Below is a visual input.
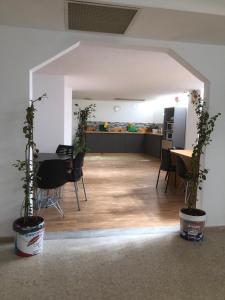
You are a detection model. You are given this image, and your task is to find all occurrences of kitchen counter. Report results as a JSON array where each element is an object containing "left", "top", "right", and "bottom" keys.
[
  {"left": 85, "top": 131, "right": 163, "bottom": 157},
  {"left": 170, "top": 149, "right": 193, "bottom": 158},
  {"left": 85, "top": 131, "right": 163, "bottom": 136}
]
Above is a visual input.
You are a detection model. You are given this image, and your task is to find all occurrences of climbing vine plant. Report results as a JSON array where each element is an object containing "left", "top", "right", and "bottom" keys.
[
  {"left": 187, "top": 90, "right": 221, "bottom": 208},
  {"left": 13, "top": 94, "right": 46, "bottom": 224},
  {"left": 73, "top": 103, "right": 96, "bottom": 154}
]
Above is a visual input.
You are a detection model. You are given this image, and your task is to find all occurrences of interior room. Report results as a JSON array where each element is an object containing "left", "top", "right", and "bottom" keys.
[
  {"left": 32, "top": 42, "right": 203, "bottom": 232},
  {"left": 1, "top": 1, "right": 225, "bottom": 299}
]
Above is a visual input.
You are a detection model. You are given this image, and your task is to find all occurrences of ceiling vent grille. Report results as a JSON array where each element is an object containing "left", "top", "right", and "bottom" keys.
[{"left": 67, "top": 1, "right": 138, "bottom": 34}]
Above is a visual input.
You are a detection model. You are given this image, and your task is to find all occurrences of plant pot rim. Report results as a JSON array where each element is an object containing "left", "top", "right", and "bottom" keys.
[
  {"left": 179, "top": 208, "right": 206, "bottom": 222},
  {"left": 180, "top": 207, "right": 206, "bottom": 216},
  {"left": 13, "top": 216, "right": 44, "bottom": 233}
]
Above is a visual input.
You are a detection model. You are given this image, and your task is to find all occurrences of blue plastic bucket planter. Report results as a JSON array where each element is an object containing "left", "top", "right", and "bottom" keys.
[
  {"left": 179, "top": 208, "right": 206, "bottom": 241},
  {"left": 13, "top": 216, "right": 45, "bottom": 257}
]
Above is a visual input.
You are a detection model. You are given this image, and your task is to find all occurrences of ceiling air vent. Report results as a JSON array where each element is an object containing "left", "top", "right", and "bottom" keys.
[{"left": 67, "top": 1, "right": 138, "bottom": 34}]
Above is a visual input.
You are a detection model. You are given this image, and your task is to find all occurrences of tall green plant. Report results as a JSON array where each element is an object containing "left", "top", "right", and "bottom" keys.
[
  {"left": 13, "top": 94, "right": 46, "bottom": 224},
  {"left": 73, "top": 103, "right": 96, "bottom": 154},
  {"left": 187, "top": 90, "right": 221, "bottom": 208}
]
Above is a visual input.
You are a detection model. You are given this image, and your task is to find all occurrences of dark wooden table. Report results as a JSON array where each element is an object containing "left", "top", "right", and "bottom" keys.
[{"left": 35, "top": 153, "right": 71, "bottom": 162}]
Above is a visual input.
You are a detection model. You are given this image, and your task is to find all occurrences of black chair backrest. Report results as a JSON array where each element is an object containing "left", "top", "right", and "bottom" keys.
[
  {"left": 37, "top": 159, "right": 67, "bottom": 189},
  {"left": 171, "top": 147, "right": 184, "bottom": 150},
  {"left": 160, "top": 149, "right": 172, "bottom": 171},
  {"left": 56, "top": 145, "right": 74, "bottom": 158},
  {"left": 176, "top": 156, "right": 188, "bottom": 179},
  {"left": 73, "top": 152, "right": 85, "bottom": 169},
  {"left": 66, "top": 153, "right": 85, "bottom": 182}
]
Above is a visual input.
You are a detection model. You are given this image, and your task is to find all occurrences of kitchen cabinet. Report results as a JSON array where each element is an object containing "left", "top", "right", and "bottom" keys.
[
  {"left": 163, "top": 107, "right": 187, "bottom": 149},
  {"left": 144, "top": 134, "right": 162, "bottom": 158},
  {"left": 85, "top": 133, "right": 124, "bottom": 153},
  {"left": 124, "top": 134, "right": 145, "bottom": 153},
  {"left": 85, "top": 132, "right": 163, "bottom": 158}
]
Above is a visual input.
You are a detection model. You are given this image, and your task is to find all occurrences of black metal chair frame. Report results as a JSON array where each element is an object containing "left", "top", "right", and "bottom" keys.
[
  {"left": 35, "top": 159, "right": 67, "bottom": 217},
  {"left": 175, "top": 155, "right": 191, "bottom": 203},
  {"left": 66, "top": 152, "right": 87, "bottom": 211},
  {"left": 156, "top": 149, "right": 176, "bottom": 192}
]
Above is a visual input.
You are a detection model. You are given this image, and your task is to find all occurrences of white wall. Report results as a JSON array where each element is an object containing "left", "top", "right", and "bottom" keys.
[
  {"left": 0, "top": 25, "right": 225, "bottom": 236},
  {"left": 146, "top": 93, "right": 189, "bottom": 123},
  {"left": 33, "top": 74, "right": 73, "bottom": 151},
  {"left": 33, "top": 73, "right": 65, "bottom": 152},
  {"left": 64, "top": 85, "right": 72, "bottom": 145},
  {"left": 185, "top": 89, "right": 206, "bottom": 149},
  {"left": 185, "top": 96, "right": 198, "bottom": 149}
]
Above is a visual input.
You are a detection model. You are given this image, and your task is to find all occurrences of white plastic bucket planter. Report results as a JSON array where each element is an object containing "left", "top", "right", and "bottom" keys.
[
  {"left": 13, "top": 216, "right": 45, "bottom": 257},
  {"left": 152, "top": 129, "right": 158, "bottom": 134},
  {"left": 179, "top": 208, "right": 206, "bottom": 241}
]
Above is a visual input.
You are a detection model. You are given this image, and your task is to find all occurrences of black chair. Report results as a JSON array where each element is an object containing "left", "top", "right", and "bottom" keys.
[
  {"left": 56, "top": 144, "right": 74, "bottom": 173},
  {"left": 35, "top": 159, "right": 67, "bottom": 216},
  {"left": 66, "top": 152, "right": 87, "bottom": 211},
  {"left": 56, "top": 144, "right": 74, "bottom": 159},
  {"left": 156, "top": 149, "right": 176, "bottom": 192},
  {"left": 176, "top": 155, "right": 191, "bottom": 203}
]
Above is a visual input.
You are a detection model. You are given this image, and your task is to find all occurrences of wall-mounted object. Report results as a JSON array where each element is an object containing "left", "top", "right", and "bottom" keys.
[{"left": 113, "top": 105, "right": 121, "bottom": 112}]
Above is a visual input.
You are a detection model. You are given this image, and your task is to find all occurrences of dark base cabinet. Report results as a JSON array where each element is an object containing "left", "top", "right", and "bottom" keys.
[
  {"left": 124, "top": 134, "right": 145, "bottom": 153},
  {"left": 86, "top": 133, "right": 162, "bottom": 158},
  {"left": 144, "top": 134, "right": 162, "bottom": 158},
  {"left": 86, "top": 133, "right": 125, "bottom": 153}
]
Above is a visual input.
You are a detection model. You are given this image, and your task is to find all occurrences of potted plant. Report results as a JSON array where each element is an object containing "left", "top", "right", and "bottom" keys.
[
  {"left": 73, "top": 103, "right": 96, "bottom": 154},
  {"left": 179, "top": 90, "right": 221, "bottom": 241},
  {"left": 13, "top": 94, "right": 46, "bottom": 256}
]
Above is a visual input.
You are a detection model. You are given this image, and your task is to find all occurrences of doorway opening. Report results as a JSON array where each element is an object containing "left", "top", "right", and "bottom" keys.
[{"left": 30, "top": 41, "right": 207, "bottom": 235}]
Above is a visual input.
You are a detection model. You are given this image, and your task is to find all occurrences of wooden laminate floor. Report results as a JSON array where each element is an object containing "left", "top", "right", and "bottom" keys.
[{"left": 44, "top": 153, "right": 184, "bottom": 232}]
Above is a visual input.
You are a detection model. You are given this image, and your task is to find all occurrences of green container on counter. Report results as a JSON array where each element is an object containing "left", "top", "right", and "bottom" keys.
[
  {"left": 127, "top": 125, "right": 137, "bottom": 132},
  {"left": 99, "top": 124, "right": 108, "bottom": 131}
]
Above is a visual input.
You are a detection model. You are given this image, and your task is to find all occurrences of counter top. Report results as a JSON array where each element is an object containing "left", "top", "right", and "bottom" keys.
[
  {"left": 85, "top": 131, "right": 163, "bottom": 136},
  {"left": 170, "top": 149, "right": 193, "bottom": 158}
]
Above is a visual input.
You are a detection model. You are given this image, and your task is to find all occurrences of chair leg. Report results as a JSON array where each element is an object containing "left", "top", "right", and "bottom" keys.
[
  {"left": 174, "top": 172, "right": 177, "bottom": 187},
  {"left": 165, "top": 172, "right": 170, "bottom": 193},
  {"left": 156, "top": 169, "right": 161, "bottom": 188},
  {"left": 48, "top": 198, "right": 64, "bottom": 217},
  {"left": 74, "top": 182, "right": 80, "bottom": 211},
  {"left": 165, "top": 172, "right": 168, "bottom": 181},
  {"left": 81, "top": 177, "right": 88, "bottom": 201},
  {"left": 55, "top": 201, "right": 64, "bottom": 217}
]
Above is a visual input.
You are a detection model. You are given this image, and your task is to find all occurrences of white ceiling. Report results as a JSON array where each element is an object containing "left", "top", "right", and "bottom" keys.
[
  {"left": 127, "top": 7, "right": 225, "bottom": 45},
  {"left": 37, "top": 42, "right": 203, "bottom": 100},
  {"left": 1, "top": 0, "right": 225, "bottom": 45},
  {"left": 83, "top": 0, "right": 225, "bottom": 16}
]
